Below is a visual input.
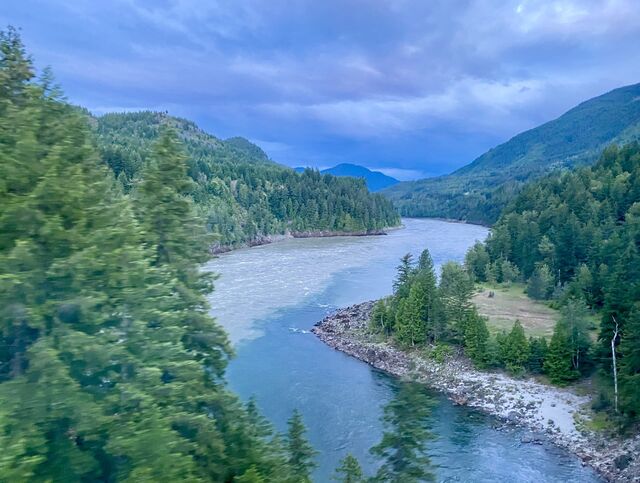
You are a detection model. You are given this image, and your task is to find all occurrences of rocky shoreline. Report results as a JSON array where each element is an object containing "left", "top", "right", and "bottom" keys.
[
  {"left": 312, "top": 301, "right": 640, "bottom": 482},
  {"left": 210, "top": 227, "right": 394, "bottom": 254}
]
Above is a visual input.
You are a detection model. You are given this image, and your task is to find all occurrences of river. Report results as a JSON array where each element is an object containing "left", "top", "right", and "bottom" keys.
[{"left": 204, "top": 218, "right": 600, "bottom": 482}]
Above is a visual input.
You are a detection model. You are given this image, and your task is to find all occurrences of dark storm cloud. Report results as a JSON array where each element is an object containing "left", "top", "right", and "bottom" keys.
[{"left": 2, "top": 0, "right": 639, "bottom": 178}]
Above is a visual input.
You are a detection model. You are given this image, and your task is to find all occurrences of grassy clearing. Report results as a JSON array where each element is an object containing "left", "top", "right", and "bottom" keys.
[{"left": 473, "top": 283, "right": 559, "bottom": 338}]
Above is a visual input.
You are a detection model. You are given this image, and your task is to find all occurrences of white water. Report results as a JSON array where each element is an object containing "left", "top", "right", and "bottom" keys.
[{"left": 205, "top": 218, "right": 488, "bottom": 344}]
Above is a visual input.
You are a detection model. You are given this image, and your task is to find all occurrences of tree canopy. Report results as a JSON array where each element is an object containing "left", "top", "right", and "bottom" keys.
[
  {"left": 93, "top": 111, "right": 399, "bottom": 248},
  {"left": 0, "top": 28, "right": 319, "bottom": 481}
]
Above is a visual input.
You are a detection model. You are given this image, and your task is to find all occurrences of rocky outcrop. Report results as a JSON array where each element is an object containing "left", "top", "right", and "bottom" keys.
[{"left": 312, "top": 301, "right": 640, "bottom": 483}]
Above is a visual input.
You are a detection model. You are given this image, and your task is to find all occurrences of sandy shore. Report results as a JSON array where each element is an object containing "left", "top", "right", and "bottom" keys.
[{"left": 312, "top": 301, "right": 640, "bottom": 482}]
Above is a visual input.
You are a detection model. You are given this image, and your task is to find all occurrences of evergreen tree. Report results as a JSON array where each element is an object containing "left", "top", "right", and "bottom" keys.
[
  {"left": 527, "top": 264, "right": 554, "bottom": 300},
  {"left": 134, "top": 128, "right": 211, "bottom": 270},
  {"left": 333, "top": 454, "right": 365, "bottom": 483},
  {"left": 134, "top": 129, "right": 231, "bottom": 379},
  {"left": 464, "top": 311, "right": 490, "bottom": 367},
  {"left": 285, "top": 410, "right": 317, "bottom": 482},
  {"left": 0, "top": 80, "right": 208, "bottom": 480},
  {"left": 418, "top": 248, "right": 434, "bottom": 272},
  {"left": 0, "top": 29, "right": 286, "bottom": 481},
  {"left": 395, "top": 284, "right": 426, "bottom": 347},
  {"left": 544, "top": 321, "right": 578, "bottom": 384},
  {"left": 393, "top": 253, "right": 415, "bottom": 298},
  {"left": 500, "top": 259, "right": 520, "bottom": 285},
  {"left": 415, "top": 250, "right": 444, "bottom": 342},
  {"left": 235, "top": 466, "right": 266, "bottom": 483},
  {"left": 394, "top": 251, "right": 442, "bottom": 347},
  {"left": 464, "top": 241, "right": 489, "bottom": 282},
  {"left": 574, "top": 264, "right": 594, "bottom": 306},
  {"left": 619, "top": 307, "right": 640, "bottom": 418},
  {"left": 439, "top": 262, "right": 475, "bottom": 339},
  {"left": 500, "top": 320, "right": 530, "bottom": 374},
  {"left": 370, "top": 382, "right": 436, "bottom": 482},
  {"left": 527, "top": 336, "right": 548, "bottom": 374},
  {"left": 370, "top": 298, "right": 393, "bottom": 335}
]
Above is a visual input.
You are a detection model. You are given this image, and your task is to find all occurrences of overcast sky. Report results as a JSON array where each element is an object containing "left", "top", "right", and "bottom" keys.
[{"left": 3, "top": 0, "right": 640, "bottom": 179}]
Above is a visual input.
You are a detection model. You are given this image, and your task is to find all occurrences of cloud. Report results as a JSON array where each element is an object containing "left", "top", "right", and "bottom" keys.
[
  {"left": 256, "top": 77, "right": 547, "bottom": 138},
  {"left": 249, "top": 139, "right": 292, "bottom": 155},
  {"left": 375, "top": 167, "right": 426, "bottom": 181},
  {"left": 3, "top": 0, "right": 639, "bottom": 176}
]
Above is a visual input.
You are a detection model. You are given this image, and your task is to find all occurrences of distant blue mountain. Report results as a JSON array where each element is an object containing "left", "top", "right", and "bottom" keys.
[
  {"left": 322, "top": 164, "right": 399, "bottom": 191},
  {"left": 293, "top": 163, "right": 399, "bottom": 192}
]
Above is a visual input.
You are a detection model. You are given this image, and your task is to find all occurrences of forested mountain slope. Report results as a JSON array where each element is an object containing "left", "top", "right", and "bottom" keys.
[
  {"left": 468, "top": 143, "right": 640, "bottom": 417},
  {"left": 92, "top": 112, "right": 400, "bottom": 248},
  {"left": 384, "top": 83, "right": 640, "bottom": 224}
]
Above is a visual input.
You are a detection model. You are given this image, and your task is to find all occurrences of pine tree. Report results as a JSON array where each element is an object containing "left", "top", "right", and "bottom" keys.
[
  {"left": 285, "top": 410, "right": 317, "bottom": 482},
  {"left": 418, "top": 248, "right": 434, "bottom": 272},
  {"left": 500, "top": 320, "right": 530, "bottom": 374},
  {"left": 574, "top": 264, "right": 594, "bottom": 306},
  {"left": 235, "top": 466, "right": 266, "bottom": 483},
  {"left": 500, "top": 259, "right": 520, "bottom": 285},
  {"left": 0, "top": 76, "right": 205, "bottom": 479},
  {"left": 464, "top": 311, "right": 490, "bottom": 367},
  {"left": 527, "top": 264, "right": 554, "bottom": 300},
  {"left": 395, "top": 285, "right": 426, "bottom": 347},
  {"left": 619, "top": 308, "right": 640, "bottom": 418},
  {"left": 415, "top": 249, "right": 444, "bottom": 342},
  {"left": 439, "top": 262, "right": 475, "bottom": 339},
  {"left": 394, "top": 252, "right": 441, "bottom": 347},
  {"left": 527, "top": 336, "right": 548, "bottom": 374},
  {"left": 134, "top": 129, "right": 231, "bottom": 379},
  {"left": 370, "top": 382, "right": 436, "bottom": 482},
  {"left": 333, "top": 454, "right": 365, "bottom": 483},
  {"left": 464, "top": 241, "right": 489, "bottom": 282},
  {"left": 544, "top": 321, "right": 578, "bottom": 384},
  {"left": 393, "top": 253, "right": 414, "bottom": 298},
  {"left": 0, "top": 29, "right": 282, "bottom": 481}
]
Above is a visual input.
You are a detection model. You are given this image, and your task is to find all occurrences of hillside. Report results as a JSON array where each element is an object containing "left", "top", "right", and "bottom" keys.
[
  {"left": 384, "top": 82, "right": 640, "bottom": 224},
  {"left": 320, "top": 163, "right": 399, "bottom": 191},
  {"left": 474, "top": 142, "right": 640, "bottom": 418},
  {"left": 93, "top": 112, "right": 400, "bottom": 248},
  {"left": 95, "top": 111, "right": 273, "bottom": 185}
]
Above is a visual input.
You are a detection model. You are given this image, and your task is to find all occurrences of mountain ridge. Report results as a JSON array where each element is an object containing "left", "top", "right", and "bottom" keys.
[
  {"left": 295, "top": 163, "right": 399, "bottom": 191},
  {"left": 383, "top": 82, "right": 640, "bottom": 224},
  {"left": 92, "top": 111, "right": 400, "bottom": 247}
]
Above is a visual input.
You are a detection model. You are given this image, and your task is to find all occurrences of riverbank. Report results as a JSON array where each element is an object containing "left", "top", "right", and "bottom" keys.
[
  {"left": 422, "top": 216, "right": 491, "bottom": 229},
  {"left": 312, "top": 301, "right": 640, "bottom": 482},
  {"left": 210, "top": 226, "right": 399, "bottom": 254}
]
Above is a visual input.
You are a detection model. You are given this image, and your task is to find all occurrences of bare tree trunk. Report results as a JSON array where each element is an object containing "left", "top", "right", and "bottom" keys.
[{"left": 611, "top": 316, "right": 619, "bottom": 414}]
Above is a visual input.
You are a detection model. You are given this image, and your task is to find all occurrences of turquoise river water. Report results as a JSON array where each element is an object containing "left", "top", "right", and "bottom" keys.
[{"left": 204, "top": 218, "right": 600, "bottom": 482}]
